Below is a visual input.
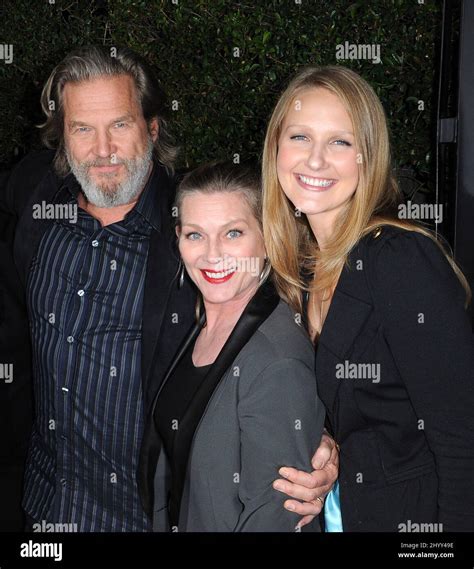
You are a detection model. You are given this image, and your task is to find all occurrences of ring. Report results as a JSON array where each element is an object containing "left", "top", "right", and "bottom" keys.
[{"left": 316, "top": 496, "right": 324, "bottom": 506}]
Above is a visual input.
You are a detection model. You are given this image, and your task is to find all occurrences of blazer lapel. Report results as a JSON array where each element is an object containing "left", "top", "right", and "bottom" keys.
[
  {"left": 316, "top": 244, "right": 374, "bottom": 433},
  {"left": 141, "top": 225, "right": 179, "bottom": 394},
  {"left": 137, "top": 314, "right": 204, "bottom": 518},
  {"left": 140, "top": 165, "right": 198, "bottom": 409},
  {"left": 170, "top": 279, "right": 280, "bottom": 526}
]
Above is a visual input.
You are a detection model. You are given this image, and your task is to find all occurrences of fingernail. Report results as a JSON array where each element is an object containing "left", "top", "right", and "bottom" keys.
[
  {"left": 285, "top": 503, "right": 295, "bottom": 511},
  {"left": 273, "top": 481, "right": 284, "bottom": 491},
  {"left": 313, "top": 461, "right": 323, "bottom": 470},
  {"left": 279, "top": 467, "right": 290, "bottom": 477}
]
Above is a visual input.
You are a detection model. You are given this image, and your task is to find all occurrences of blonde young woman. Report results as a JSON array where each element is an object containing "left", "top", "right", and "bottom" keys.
[{"left": 262, "top": 65, "right": 474, "bottom": 532}]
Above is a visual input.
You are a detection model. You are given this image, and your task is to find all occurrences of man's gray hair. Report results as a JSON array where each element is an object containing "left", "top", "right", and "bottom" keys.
[{"left": 39, "top": 45, "right": 177, "bottom": 176}]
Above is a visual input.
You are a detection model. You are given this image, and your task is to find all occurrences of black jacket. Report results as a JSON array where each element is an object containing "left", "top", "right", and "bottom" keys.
[{"left": 316, "top": 225, "right": 474, "bottom": 531}]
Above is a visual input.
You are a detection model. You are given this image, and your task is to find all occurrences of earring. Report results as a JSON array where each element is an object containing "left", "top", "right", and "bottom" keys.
[
  {"left": 259, "top": 257, "right": 269, "bottom": 282},
  {"left": 178, "top": 260, "right": 185, "bottom": 289}
]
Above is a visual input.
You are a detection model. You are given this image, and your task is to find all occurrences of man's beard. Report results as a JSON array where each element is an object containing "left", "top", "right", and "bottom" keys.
[{"left": 66, "top": 138, "right": 154, "bottom": 208}]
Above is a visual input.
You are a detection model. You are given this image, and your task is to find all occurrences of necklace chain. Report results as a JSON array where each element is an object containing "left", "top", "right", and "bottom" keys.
[{"left": 310, "top": 291, "right": 325, "bottom": 339}]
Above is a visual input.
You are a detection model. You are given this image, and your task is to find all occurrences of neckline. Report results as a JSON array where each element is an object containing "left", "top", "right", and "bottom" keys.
[
  {"left": 189, "top": 334, "right": 214, "bottom": 369},
  {"left": 192, "top": 359, "right": 213, "bottom": 370}
]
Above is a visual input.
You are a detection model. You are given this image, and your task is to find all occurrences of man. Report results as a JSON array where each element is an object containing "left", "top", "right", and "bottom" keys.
[{"left": 0, "top": 46, "right": 337, "bottom": 531}]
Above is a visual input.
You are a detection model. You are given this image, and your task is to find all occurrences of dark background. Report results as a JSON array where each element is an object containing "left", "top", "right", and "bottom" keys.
[{"left": 0, "top": 0, "right": 441, "bottom": 207}]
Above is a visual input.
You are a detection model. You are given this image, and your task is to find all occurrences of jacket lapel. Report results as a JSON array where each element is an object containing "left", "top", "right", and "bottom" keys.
[
  {"left": 315, "top": 242, "right": 374, "bottom": 434},
  {"left": 140, "top": 166, "right": 175, "bottom": 394},
  {"left": 141, "top": 225, "right": 178, "bottom": 395},
  {"left": 140, "top": 166, "right": 198, "bottom": 411},
  {"left": 137, "top": 315, "right": 204, "bottom": 518}
]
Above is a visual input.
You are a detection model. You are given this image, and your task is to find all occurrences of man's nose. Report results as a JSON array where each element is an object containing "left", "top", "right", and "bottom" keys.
[{"left": 93, "top": 130, "right": 115, "bottom": 159}]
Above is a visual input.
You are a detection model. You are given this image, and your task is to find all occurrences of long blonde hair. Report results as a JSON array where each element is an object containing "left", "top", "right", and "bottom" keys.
[{"left": 262, "top": 65, "right": 471, "bottom": 314}]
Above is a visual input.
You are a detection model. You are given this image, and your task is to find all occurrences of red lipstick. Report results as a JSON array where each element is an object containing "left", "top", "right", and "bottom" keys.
[{"left": 200, "top": 268, "right": 236, "bottom": 284}]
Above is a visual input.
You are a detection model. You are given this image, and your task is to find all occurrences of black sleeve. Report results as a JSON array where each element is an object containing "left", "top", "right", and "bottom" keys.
[
  {"left": 0, "top": 167, "right": 17, "bottom": 216},
  {"left": 0, "top": 149, "right": 56, "bottom": 217},
  {"left": 371, "top": 230, "right": 474, "bottom": 531}
]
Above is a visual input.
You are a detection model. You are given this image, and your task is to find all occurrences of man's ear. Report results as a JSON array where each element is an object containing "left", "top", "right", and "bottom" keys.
[{"left": 149, "top": 117, "right": 159, "bottom": 142}]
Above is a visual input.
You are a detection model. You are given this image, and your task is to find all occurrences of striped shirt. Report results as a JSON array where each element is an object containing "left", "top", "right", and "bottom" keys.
[{"left": 23, "top": 167, "right": 162, "bottom": 531}]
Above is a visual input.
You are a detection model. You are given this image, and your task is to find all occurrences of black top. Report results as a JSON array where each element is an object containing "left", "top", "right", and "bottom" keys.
[
  {"left": 154, "top": 335, "right": 212, "bottom": 460},
  {"left": 154, "top": 334, "right": 212, "bottom": 526}
]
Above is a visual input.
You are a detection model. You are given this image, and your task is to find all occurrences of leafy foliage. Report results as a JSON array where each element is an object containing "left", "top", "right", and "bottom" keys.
[{"left": 0, "top": 0, "right": 440, "bottom": 192}]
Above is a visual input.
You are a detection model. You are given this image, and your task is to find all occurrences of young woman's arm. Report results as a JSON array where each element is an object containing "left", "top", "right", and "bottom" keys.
[{"left": 372, "top": 230, "right": 474, "bottom": 531}]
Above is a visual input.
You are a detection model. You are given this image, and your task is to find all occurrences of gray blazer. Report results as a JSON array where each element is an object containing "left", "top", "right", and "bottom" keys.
[{"left": 138, "top": 281, "right": 325, "bottom": 532}]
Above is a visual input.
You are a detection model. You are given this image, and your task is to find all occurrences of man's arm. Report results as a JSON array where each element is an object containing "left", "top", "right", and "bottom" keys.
[
  {"left": 0, "top": 169, "right": 15, "bottom": 216},
  {"left": 273, "top": 431, "right": 339, "bottom": 528},
  {"left": 0, "top": 149, "right": 56, "bottom": 217}
]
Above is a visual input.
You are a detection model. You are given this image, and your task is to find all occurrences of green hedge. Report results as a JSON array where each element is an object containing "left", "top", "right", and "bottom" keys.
[{"left": 0, "top": 0, "right": 440, "bottom": 193}]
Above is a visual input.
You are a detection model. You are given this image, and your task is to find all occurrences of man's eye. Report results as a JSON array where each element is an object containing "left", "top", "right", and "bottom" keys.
[
  {"left": 227, "top": 229, "right": 242, "bottom": 239},
  {"left": 185, "top": 232, "right": 201, "bottom": 240},
  {"left": 114, "top": 122, "right": 127, "bottom": 129},
  {"left": 76, "top": 127, "right": 91, "bottom": 133}
]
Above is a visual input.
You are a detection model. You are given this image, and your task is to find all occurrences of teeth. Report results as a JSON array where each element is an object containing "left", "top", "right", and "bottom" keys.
[
  {"left": 299, "top": 175, "right": 334, "bottom": 187},
  {"left": 204, "top": 269, "right": 235, "bottom": 279}
]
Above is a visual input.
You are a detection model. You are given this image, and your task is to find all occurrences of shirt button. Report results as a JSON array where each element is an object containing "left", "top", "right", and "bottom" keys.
[
  {"left": 61, "top": 387, "right": 69, "bottom": 393},
  {"left": 92, "top": 240, "right": 99, "bottom": 247},
  {"left": 60, "top": 478, "right": 67, "bottom": 487},
  {"left": 67, "top": 336, "right": 74, "bottom": 343},
  {"left": 77, "top": 289, "right": 85, "bottom": 297}
]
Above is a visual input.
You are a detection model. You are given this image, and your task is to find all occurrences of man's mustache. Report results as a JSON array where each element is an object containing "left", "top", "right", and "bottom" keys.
[{"left": 83, "top": 157, "right": 127, "bottom": 168}]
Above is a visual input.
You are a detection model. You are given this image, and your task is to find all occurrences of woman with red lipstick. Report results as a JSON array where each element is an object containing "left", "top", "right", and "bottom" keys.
[
  {"left": 138, "top": 161, "right": 328, "bottom": 531},
  {"left": 262, "top": 65, "right": 474, "bottom": 531}
]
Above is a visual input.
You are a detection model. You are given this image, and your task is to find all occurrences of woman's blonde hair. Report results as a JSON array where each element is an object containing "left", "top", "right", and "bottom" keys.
[{"left": 262, "top": 65, "right": 471, "bottom": 314}]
